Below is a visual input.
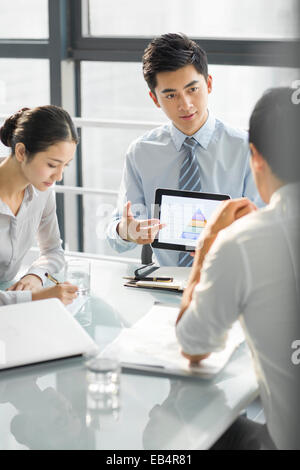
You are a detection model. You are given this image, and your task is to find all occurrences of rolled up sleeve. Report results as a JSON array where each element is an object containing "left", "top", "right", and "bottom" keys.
[{"left": 176, "top": 233, "right": 249, "bottom": 355}]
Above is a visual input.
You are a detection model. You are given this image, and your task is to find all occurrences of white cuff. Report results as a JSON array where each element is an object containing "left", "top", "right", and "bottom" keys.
[
  {"left": 25, "top": 268, "right": 47, "bottom": 286},
  {"left": 15, "top": 290, "right": 33, "bottom": 304}
]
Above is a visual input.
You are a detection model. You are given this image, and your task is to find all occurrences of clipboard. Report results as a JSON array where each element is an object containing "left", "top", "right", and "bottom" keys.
[{"left": 124, "top": 280, "right": 184, "bottom": 293}]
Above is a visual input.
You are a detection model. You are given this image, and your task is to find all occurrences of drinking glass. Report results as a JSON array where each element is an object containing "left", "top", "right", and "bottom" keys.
[
  {"left": 65, "top": 258, "right": 91, "bottom": 296},
  {"left": 85, "top": 355, "right": 121, "bottom": 411}
]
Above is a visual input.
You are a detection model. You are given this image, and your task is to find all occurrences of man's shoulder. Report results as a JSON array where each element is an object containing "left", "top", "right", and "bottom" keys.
[
  {"left": 217, "top": 207, "right": 271, "bottom": 249},
  {"left": 127, "top": 123, "right": 172, "bottom": 154},
  {"left": 215, "top": 118, "right": 249, "bottom": 145}
]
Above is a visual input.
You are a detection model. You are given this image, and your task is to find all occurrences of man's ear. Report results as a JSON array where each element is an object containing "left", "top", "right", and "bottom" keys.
[
  {"left": 14, "top": 143, "right": 27, "bottom": 164},
  {"left": 149, "top": 91, "right": 161, "bottom": 108},
  {"left": 207, "top": 74, "right": 213, "bottom": 94},
  {"left": 250, "top": 143, "right": 265, "bottom": 171}
]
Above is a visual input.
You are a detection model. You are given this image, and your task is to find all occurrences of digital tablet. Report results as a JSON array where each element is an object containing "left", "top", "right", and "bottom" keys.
[{"left": 152, "top": 189, "right": 230, "bottom": 252}]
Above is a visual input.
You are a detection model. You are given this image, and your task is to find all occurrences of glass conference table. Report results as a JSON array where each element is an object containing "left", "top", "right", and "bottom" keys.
[{"left": 0, "top": 256, "right": 258, "bottom": 450}]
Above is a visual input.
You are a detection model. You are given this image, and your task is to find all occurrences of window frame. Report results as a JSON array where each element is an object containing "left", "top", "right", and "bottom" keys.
[{"left": 72, "top": 0, "right": 300, "bottom": 67}]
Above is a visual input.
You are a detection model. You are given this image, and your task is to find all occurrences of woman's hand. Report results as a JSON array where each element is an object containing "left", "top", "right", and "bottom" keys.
[
  {"left": 6, "top": 274, "right": 43, "bottom": 292},
  {"left": 32, "top": 283, "right": 78, "bottom": 305}
]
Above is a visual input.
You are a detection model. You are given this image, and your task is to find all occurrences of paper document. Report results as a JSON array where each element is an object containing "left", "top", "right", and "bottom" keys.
[{"left": 100, "top": 303, "right": 245, "bottom": 379}]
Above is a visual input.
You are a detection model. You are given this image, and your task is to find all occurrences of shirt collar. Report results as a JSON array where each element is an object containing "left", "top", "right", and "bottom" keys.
[
  {"left": 269, "top": 182, "right": 300, "bottom": 209},
  {"left": 171, "top": 111, "right": 216, "bottom": 152},
  {"left": 0, "top": 184, "right": 39, "bottom": 216},
  {"left": 25, "top": 184, "right": 39, "bottom": 203},
  {"left": 0, "top": 198, "right": 11, "bottom": 216}
]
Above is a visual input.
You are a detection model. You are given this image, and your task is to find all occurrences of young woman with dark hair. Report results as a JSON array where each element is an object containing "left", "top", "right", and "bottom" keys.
[{"left": 0, "top": 105, "right": 79, "bottom": 306}]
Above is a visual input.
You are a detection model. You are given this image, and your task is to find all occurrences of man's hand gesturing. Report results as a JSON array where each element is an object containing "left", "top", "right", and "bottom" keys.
[{"left": 117, "top": 201, "right": 165, "bottom": 245}]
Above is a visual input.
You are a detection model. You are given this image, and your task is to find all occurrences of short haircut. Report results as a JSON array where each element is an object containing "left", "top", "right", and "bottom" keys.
[
  {"left": 142, "top": 33, "right": 208, "bottom": 93},
  {"left": 249, "top": 87, "right": 300, "bottom": 183}
]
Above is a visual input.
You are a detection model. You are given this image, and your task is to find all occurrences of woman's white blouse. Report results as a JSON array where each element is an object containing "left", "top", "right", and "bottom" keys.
[{"left": 0, "top": 184, "right": 64, "bottom": 305}]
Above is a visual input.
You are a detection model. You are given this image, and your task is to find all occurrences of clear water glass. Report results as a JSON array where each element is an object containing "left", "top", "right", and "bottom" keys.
[
  {"left": 65, "top": 259, "right": 91, "bottom": 296},
  {"left": 85, "top": 356, "right": 121, "bottom": 411}
]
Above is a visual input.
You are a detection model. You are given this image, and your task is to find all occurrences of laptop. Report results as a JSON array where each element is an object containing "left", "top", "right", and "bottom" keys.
[{"left": 0, "top": 298, "right": 97, "bottom": 371}]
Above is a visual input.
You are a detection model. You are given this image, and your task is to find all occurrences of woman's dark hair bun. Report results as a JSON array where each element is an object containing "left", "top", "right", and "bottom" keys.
[
  {"left": 0, "top": 108, "right": 30, "bottom": 147},
  {"left": 0, "top": 105, "right": 78, "bottom": 159}
]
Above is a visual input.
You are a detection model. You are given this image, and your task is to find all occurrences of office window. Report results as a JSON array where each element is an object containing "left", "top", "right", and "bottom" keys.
[
  {"left": 0, "top": 0, "right": 48, "bottom": 39},
  {"left": 79, "top": 125, "right": 145, "bottom": 258},
  {"left": 83, "top": 193, "right": 124, "bottom": 255},
  {"left": 82, "top": 60, "right": 298, "bottom": 134},
  {"left": 208, "top": 64, "right": 299, "bottom": 129},
  {"left": 81, "top": 61, "right": 167, "bottom": 122},
  {"left": 81, "top": 126, "right": 150, "bottom": 191},
  {"left": 0, "top": 59, "right": 50, "bottom": 114},
  {"left": 64, "top": 191, "right": 141, "bottom": 259},
  {"left": 81, "top": 61, "right": 168, "bottom": 188},
  {"left": 85, "top": 0, "right": 299, "bottom": 39},
  {"left": 0, "top": 59, "right": 50, "bottom": 156}
]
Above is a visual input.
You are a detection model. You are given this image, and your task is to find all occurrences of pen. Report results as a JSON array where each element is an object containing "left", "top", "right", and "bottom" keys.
[
  {"left": 123, "top": 362, "right": 165, "bottom": 370},
  {"left": 45, "top": 272, "right": 60, "bottom": 285},
  {"left": 123, "top": 276, "right": 173, "bottom": 282}
]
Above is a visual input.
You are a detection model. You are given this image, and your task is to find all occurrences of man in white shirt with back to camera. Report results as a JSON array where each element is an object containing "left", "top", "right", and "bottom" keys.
[{"left": 176, "top": 87, "right": 300, "bottom": 450}]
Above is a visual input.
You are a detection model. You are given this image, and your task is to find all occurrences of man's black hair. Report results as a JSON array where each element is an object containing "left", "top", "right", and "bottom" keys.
[
  {"left": 142, "top": 33, "right": 208, "bottom": 93},
  {"left": 249, "top": 87, "right": 300, "bottom": 183}
]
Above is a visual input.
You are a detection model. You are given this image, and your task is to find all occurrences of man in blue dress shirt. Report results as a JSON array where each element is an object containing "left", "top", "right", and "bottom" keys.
[{"left": 106, "top": 33, "right": 262, "bottom": 266}]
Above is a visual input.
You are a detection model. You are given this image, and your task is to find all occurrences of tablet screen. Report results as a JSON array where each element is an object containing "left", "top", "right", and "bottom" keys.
[{"left": 152, "top": 189, "right": 230, "bottom": 251}]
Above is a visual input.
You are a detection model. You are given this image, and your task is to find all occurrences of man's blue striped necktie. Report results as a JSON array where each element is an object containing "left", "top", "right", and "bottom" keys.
[{"left": 178, "top": 137, "right": 201, "bottom": 267}]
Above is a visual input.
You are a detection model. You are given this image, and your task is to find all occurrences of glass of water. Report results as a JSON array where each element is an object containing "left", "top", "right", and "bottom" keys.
[
  {"left": 65, "top": 258, "right": 91, "bottom": 296},
  {"left": 85, "top": 356, "right": 121, "bottom": 411}
]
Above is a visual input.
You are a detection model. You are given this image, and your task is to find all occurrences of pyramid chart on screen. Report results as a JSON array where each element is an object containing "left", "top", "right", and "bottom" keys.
[{"left": 181, "top": 208, "right": 207, "bottom": 240}]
